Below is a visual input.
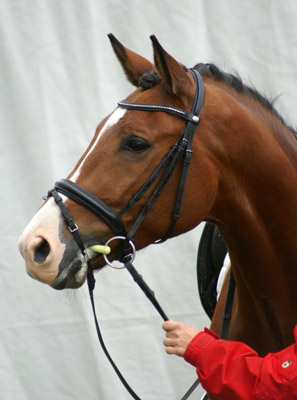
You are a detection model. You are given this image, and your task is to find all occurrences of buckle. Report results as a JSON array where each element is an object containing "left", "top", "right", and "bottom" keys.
[{"left": 68, "top": 223, "right": 79, "bottom": 233}]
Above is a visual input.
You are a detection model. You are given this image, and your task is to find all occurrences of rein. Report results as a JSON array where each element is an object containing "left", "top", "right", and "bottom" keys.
[
  {"left": 46, "top": 68, "right": 232, "bottom": 399},
  {"left": 50, "top": 188, "right": 200, "bottom": 399}
]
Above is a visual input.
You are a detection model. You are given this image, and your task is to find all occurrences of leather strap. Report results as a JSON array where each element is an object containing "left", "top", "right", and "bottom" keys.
[
  {"left": 117, "top": 101, "right": 200, "bottom": 123},
  {"left": 119, "top": 69, "right": 204, "bottom": 243},
  {"left": 50, "top": 189, "right": 86, "bottom": 254},
  {"left": 220, "top": 268, "right": 235, "bottom": 339},
  {"left": 51, "top": 179, "right": 127, "bottom": 236}
]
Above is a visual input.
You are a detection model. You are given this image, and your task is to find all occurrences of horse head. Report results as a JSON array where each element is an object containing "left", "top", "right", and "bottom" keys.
[{"left": 18, "top": 35, "right": 223, "bottom": 289}]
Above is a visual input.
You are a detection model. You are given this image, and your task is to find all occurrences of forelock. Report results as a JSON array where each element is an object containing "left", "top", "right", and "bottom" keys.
[{"left": 138, "top": 71, "right": 161, "bottom": 90}]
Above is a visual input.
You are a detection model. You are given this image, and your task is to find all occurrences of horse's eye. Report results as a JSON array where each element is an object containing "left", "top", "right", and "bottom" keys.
[{"left": 121, "top": 135, "right": 151, "bottom": 153}]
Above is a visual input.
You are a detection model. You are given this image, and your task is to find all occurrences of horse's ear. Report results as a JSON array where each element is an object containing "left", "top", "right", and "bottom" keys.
[
  {"left": 150, "top": 35, "right": 192, "bottom": 97},
  {"left": 108, "top": 34, "right": 154, "bottom": 87}
]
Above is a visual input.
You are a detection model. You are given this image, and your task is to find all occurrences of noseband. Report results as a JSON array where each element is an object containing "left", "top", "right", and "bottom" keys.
[{"left": 47, "top": 68, "right": 205, "bottom": 399}]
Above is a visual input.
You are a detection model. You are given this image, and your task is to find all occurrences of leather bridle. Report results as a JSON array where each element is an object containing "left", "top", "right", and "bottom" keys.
[
  {"left": 47, "top": 68, "right": 206, "bottom": 399},
  {"left": 49, "top": 68, "right": 204, "bottom": 253}
]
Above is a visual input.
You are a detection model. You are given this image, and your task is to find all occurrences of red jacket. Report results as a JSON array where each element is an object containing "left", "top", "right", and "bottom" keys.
[{"left": 184, "top": 325, "right": 297, "bottom": 400}]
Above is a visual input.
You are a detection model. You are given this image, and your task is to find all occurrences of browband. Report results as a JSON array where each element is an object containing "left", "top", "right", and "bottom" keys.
[
  {"left": 117, "top": 101, "right": 200, "bottom": 124},
  {"left": 117, "top": 68, "right": 204, "bottom": 125}
]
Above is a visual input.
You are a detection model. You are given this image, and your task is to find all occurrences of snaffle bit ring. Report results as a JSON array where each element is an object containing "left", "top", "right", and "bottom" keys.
[{"left": 103, "top": 236, "right": 136, "bottom": 269}]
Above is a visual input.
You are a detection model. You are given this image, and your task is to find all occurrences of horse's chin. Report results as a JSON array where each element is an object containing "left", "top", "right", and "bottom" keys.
[
  {"left": 49, "top": 248, "right": 107, "bottom": 290},
  {"left": 49, "top": 252, "right": 88, "bottom": 290}
]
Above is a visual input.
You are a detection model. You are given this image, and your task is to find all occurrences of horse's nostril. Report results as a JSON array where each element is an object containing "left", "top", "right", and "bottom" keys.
[{"left": 34, "top": 239, "right": 51, "bottom": 264}]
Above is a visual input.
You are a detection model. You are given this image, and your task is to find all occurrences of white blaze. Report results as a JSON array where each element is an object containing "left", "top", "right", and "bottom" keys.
[{"left": 71, "top": 107, "right": 126, "bottom": 182}]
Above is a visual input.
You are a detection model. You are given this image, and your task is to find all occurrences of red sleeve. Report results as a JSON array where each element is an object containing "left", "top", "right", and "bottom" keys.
[{"left": 184, "top": 326, "right": 297, "bottom": 400}]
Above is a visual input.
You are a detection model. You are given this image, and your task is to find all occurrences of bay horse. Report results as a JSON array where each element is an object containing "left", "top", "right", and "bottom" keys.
[{"left": 19, "top": 35, "right": 297, "bottom": 397}]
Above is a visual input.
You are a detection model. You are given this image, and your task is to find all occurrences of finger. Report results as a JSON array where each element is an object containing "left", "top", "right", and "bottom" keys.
[
  {"left": 165, "top": 346, "right": 177, "bottom": 355},
  {"left": 163, "top": 338, "right": 177, "bottom": 353},
  {"left": 162, "top": 320, "right": 177, "bottom": 332},
  {"left": 164, "top": 343, "right": 184, "bottom": 357},
  {"left": 163, "top": 337, "right": 175, "bottom": 347},
  {"left": 165, "top": 329, "right": 176, "bottom": 338}
]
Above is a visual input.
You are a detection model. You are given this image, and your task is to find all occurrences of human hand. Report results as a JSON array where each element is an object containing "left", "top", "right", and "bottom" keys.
[{"left": 162, "top": 320, "right": 200, "bottom": 357}]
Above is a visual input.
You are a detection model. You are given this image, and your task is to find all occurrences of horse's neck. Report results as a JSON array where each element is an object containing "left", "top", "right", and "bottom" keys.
[{"left": 210, "top": 101, "right": 297, "bottom": 353}]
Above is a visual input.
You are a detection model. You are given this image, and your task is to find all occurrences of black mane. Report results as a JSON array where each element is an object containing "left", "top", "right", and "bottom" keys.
[
  {"left": 194, "top": 63, "right": 297, "bottom": 137},
  {"left": 138, "top": 64, "right": 297, "bottom": 137}
]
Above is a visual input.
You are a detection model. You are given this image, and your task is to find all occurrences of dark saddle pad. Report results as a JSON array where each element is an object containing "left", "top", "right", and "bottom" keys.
[{"left": 197, "top": 223, "right": 227, "bottom": 319}]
